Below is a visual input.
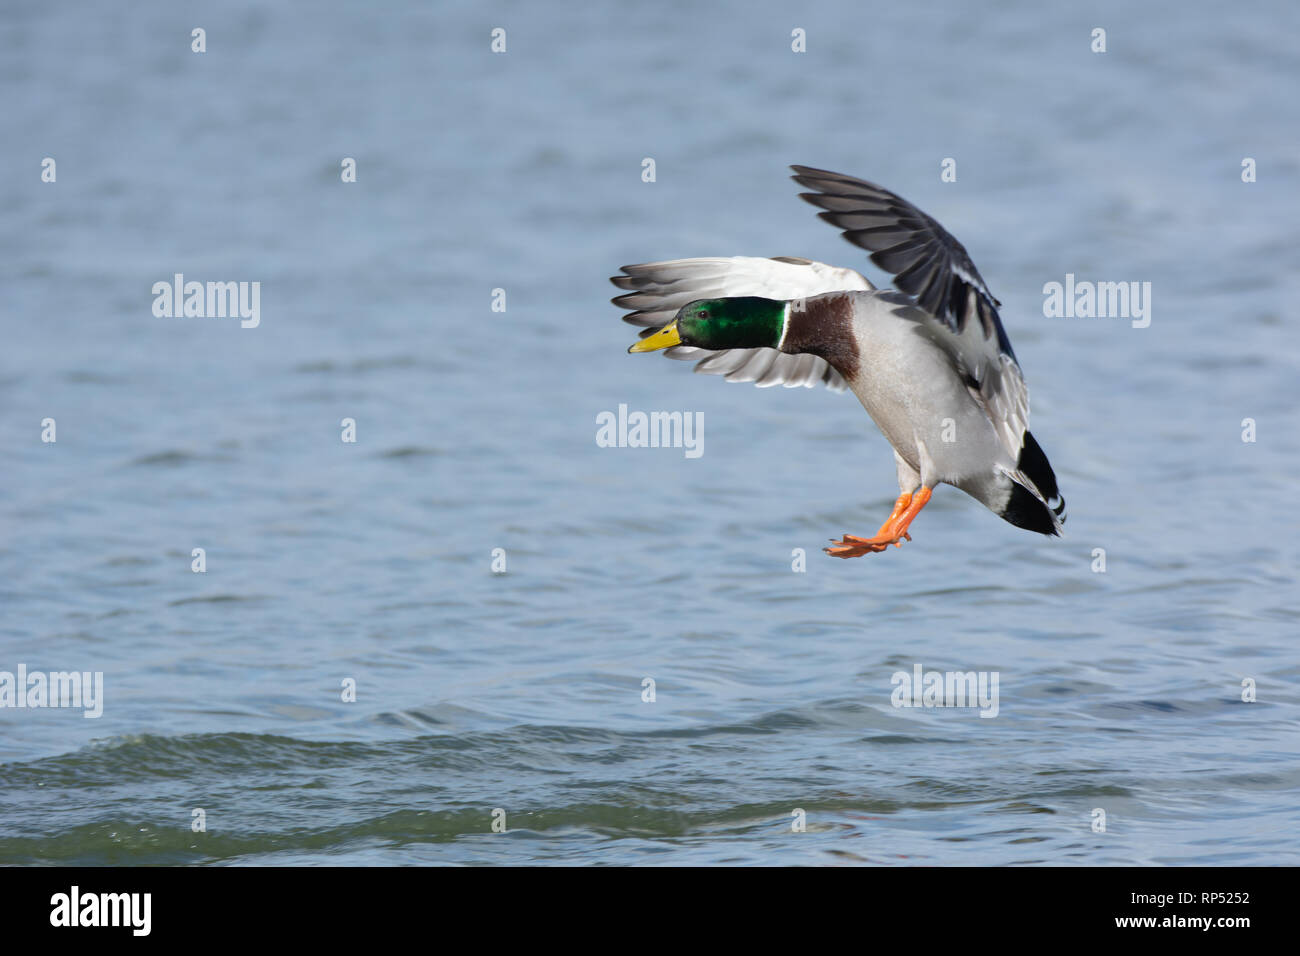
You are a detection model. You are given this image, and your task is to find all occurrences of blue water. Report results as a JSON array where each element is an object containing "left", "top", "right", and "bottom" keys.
[{"left": 2, "top": 0, "right": 1298, "bottom": 865}]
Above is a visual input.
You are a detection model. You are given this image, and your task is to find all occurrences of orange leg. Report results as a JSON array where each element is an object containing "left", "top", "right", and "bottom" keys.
[{"left": 825, "top": 487, "right": 932, "bottom": 558}]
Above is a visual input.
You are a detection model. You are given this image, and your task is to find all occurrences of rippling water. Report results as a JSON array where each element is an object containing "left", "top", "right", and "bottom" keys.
[{"left": 2, "top": 0, "right": 1298, "bottom": 865}]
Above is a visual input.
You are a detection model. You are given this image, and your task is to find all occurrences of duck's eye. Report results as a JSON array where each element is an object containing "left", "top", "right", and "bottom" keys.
[{"left": 696, "top": 309, "right": 709, "bottom": 319}]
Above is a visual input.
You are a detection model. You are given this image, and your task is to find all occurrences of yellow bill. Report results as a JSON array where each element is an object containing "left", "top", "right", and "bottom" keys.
[{"left": 628, "top": 321, "right": 682, "bottom": 353}]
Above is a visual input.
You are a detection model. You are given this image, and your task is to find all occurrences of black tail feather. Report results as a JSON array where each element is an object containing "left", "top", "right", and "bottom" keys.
[
  {"left": 1019, "top": 431, "right": 1060, "bottom": 503},
  {"left": 1000, "top": 431, "right": 1066, "bottom": 536}
]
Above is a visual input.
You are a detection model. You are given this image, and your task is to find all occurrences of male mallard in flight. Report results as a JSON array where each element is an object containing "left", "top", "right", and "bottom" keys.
[{"left": 612, "top": 165, "right": 1065, "bottom": 558}]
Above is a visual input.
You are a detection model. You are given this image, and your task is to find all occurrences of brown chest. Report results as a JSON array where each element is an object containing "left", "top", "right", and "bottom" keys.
[{"left": 782, "top": 293, "right": 861, "bottom": 380}]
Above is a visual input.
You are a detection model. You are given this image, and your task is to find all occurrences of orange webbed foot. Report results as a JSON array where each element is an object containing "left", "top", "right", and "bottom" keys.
[
  {"left": 823, "top": 488, "right": 931, "bottom": 559},
  {"left": 824, "top": 531, "right": 911, "bottom": 558}
]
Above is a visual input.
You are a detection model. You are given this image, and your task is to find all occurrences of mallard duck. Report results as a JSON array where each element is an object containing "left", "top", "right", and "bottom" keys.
[{"left": 612, "top": 165, "right": 1065, "bottom": 558}]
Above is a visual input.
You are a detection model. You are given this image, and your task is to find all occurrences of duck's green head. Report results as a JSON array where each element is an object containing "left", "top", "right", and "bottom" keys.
[{"left": 628, "top": 297, "right": 786, "bottom": 353}]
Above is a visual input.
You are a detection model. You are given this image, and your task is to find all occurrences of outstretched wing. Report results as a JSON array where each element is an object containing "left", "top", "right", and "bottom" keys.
[
  {"left": 791, "top": 165, "right": 1029, "bottom": 459},
  {"left": 611, "top": 255, "right": 872, "bottom": 391}
]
